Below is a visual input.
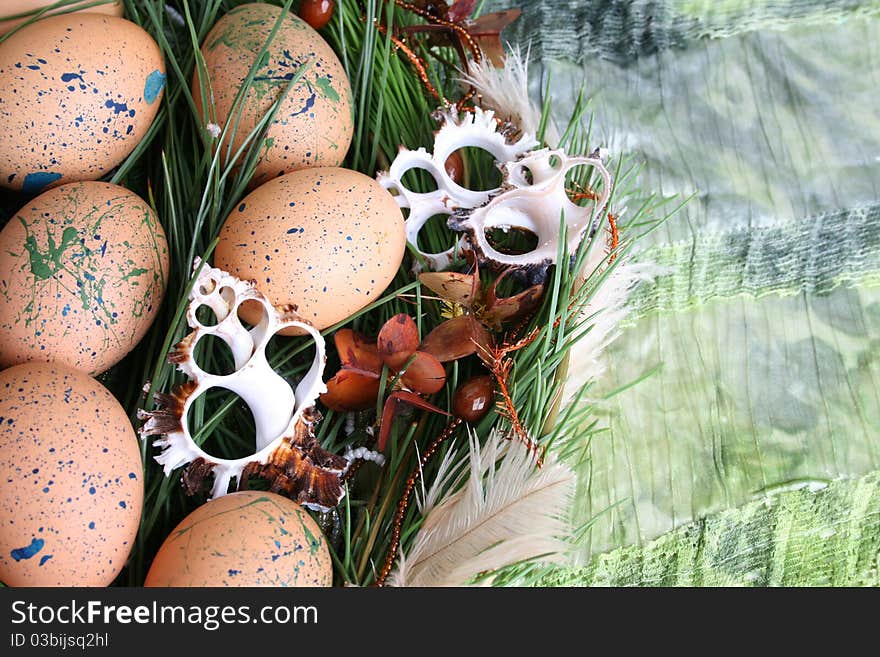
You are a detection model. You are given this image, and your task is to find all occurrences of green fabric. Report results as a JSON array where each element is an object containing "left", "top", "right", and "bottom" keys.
[
  {"left": 488, "top": 0, "right": 880, "bottom": 62},
  {"left": 628, "top": 205, "right": 880, "bottom": 318},
  {"left": 579, "top": 284, "right": 880, "bottom": 556},
  {"left": 543, "top": 470, "right": 880, "bottom": 586},
  {"left": 481, "top": 1, "right": 880, "bottom": 585},
  {"left": 537, "top": 14, "right": 880, "bottom": 245}
]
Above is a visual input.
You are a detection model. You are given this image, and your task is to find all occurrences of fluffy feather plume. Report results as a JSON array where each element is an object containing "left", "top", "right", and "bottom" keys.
[
  {"left": 458, "top": 45, "right": 559, "bottom": 145},
  {"left": 389, "top": 430, "right": 575, "bottom": 587},
  {"left": 562, "top": 243, "right": 659, "bottom": 405}
]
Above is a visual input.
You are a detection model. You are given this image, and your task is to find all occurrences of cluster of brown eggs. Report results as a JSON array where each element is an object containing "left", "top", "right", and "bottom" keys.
[{"left": 0, "top": 1, "right": 405, "bottom": 587}]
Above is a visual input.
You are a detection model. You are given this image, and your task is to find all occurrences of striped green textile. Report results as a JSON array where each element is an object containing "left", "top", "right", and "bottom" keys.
[
  {"left": 629, "top": 205, "right": 880, "bottom": 318},
  {"left": 483, "top": 1, "right": 880, "bottom": 584},
  {"left": 544, "top": 471, "right": 880, "bottom": 586},
  {"left": 487, "top": 0, "right": 880, "bottom": 62}
]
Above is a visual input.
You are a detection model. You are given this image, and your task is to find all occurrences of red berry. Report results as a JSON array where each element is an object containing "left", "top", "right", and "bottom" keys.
[
  {"left": 299, "top": 0, "right": 335, "bottom": 30},
  {"left": 453, "top": 375, "right": 494, "bottom": 422}
]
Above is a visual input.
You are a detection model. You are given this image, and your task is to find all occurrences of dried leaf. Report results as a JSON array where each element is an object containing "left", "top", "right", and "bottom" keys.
[
  {"left": 468, "top": 9, "right": 521, "bottom": 37},
  {"left": 334, "top": 328, "right": 383, "bottom": 373},
  {"left": 419, "top": 271, "right": 481, "bottom": 308},
  {"left": 448, "top": 0, "right": 477, "bottom": 22},
  {"left": 378, "top": 314, "right": 420, "bottom": 371},
  {"left": 410, "top": 0, "right": 450, "bottom": 18},
  {"left": 402, "top": 351, "right": 447, "bottom": 394},
  {"left": 483, "top": 272, "right": 545, "bottom": 329},
  {"left": 421, "top": 315, "right": 493, "bottom": 362},
  {"left": 468, "top": 10, "right": 522, "bottom": 67},
  {"left": 320, "top": 369, "right": 381, "bottom": 412},
  {"left": 378, "top": 391, "right": 451, "bottom": 452}
]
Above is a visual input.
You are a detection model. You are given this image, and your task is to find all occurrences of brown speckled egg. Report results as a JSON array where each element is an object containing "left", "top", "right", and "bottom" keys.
[
  {"left": 144, "top": 491, "right": 332, "bottom": 587},
  {"left": 0, "top": 182, "right": 169, "bottom": 375},
  {"left": 0, "top": 1, "right": 124, "bottom": 37},
  {"left": 194, "top": 3, "right": 353, "bottom": 188},
  {"left": 0, "top": 13, "right": 165, "bottom": 193},
  {"left": 0, "top": 362, "right": 143, "bottom": 587},
  {"left": 215, "top": 167, "right": 405, "bottom": 330}
]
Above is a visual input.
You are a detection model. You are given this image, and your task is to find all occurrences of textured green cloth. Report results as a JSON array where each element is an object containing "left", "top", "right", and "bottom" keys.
[
  {"left": 543, "top": 471, "right": 880, "bottom": 586},
  {"left": 489, "top": 0, "right": 880, "bottom": 63},
  {"left": 579, "top": 285, "right": 880, "bottom": 556},
  {"left": 484, "top": 1, "right": 880, "bottom": 585},
  {"left": 629, "top": 205, "right": 880, "bottom": 317}
]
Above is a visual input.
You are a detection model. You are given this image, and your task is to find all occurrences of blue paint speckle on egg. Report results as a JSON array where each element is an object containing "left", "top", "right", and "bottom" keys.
[
  {"left": 143, "top": 70, "right": 166, "bottom": 104},
  {"left": 11, "top": 538, "right": 44, "bottom": 561},
  {"left": 289, "top": 92, "right": 317, "bottom": 118},
  {"left": 22, "top": 172, "right": 62, "bottom": 194},
  {"left": 118, "top": 501, "right": 126, "bottom": 509},
  {"left": 38, "top": 555, "right": 53, "bottom": 567},
  {"left": 104, "top": 99, "right": 131, "bottom": 115}
]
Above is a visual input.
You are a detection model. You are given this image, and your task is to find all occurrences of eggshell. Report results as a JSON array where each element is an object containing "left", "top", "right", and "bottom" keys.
[
  {"left": 0, "top": 13, "right": 165, "bottom": 193},
  {"left": 144, "top": 491, "right": 332, "bottom": 587},
  {"left": 195, "top": 3, "right": 353, "bottom": 187},
  {"left": 0, "top": 1, "right": 124, "bottom": 37},
  {"left": 0, "top": 181, "right": 169, "bottom": 375},
  {"left": 215, "top": 167, "right": 405, "bottom": 330},
  {"left": 0, "top": 362, "right": 143, "bottom": 587}
]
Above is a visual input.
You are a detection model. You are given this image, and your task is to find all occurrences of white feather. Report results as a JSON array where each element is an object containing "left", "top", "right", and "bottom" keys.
[
  {"left": 414, "top": 440, "right": 464, "bottom": 515},
  {"left": 562, "top": 243, "right": 660, "bottom": 405},
  {"left": 389, "top": 430, "right": 575, "bottom": 587},
  {"left": 458, "top": 44, "right": 559, "bottom": 146}
]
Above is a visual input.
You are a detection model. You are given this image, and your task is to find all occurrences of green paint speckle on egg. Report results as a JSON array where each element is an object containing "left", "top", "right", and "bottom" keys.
[
  {"left": 297, "top": 510, "right": 323, "bottom": 556},
  {"left": 315, "top": 76, "right": 339, "bottom": 103},
  {"left": 22, "top": 223, "right": 78, "bottom": 281}
]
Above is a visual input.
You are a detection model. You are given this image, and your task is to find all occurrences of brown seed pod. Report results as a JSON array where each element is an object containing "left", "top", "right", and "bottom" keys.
[
  {"left": 453, "top": 375, "right": 494, "bottom": 422},
  {"left": 401, "top": 351, "right": 447, "bottom": 394},
  {"left": 377, "top": 313, "right": 420, "bottom": 370}
]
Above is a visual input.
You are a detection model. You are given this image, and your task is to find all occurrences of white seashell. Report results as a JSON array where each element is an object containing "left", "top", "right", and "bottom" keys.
[
  {"left": 376, "top": 107, "right": 537, "bottom": 270},
  {"left": 139, "top": 259, "right": 348, "bottom": 510}
]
